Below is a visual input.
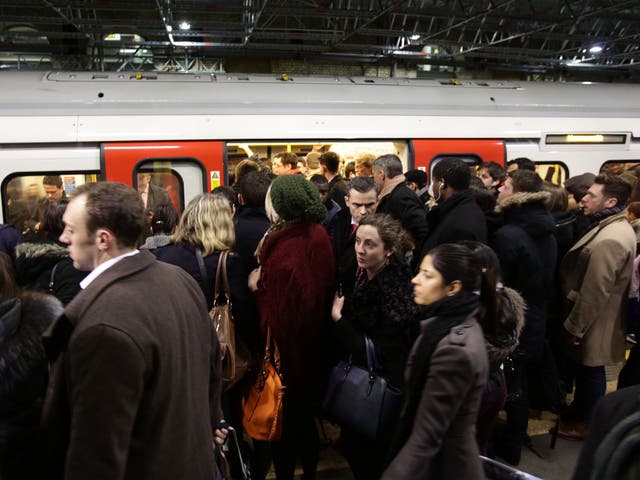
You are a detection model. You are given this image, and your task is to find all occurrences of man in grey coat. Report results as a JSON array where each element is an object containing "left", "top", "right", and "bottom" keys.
[
  {"left": 558, "top": 173, "right": 636, "bottom": 440},
  {"left": 41, "top": 182, "right": 223, "bottom": 480}
]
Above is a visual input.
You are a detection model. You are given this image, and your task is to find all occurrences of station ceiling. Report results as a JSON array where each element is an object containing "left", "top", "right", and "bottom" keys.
[{"left": 1, "top": 0, "right": 640, "bottom": 79}]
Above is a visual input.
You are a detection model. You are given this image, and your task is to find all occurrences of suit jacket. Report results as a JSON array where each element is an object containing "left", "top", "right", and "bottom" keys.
[
  {"left": 146, "top": 183, "right": 171, "bottom": 211},
  {"left": 561, "top": 211, "right": 636, "bottom": 366},
  {"left": 332, "top": 208, "right": 358, "bottom": 297},
  {"left": 382, "top": 315, "right": 488, "bottom": 479},
  {"left": 41, "top": 251, "right": 221, "bottom": 480}
]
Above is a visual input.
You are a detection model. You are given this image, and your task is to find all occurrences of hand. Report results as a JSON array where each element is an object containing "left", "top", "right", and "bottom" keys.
[
  {"left": 566, "top": 332, "right": 581, "bottom": 347},
  {"left": 332, "top": 292, "right": 345, "bottom": 322},
  {"left": 213, "top": 427, "right": 228, "bottom": 448},
  {"left": 248, "top": 267, "right": 261, "bottom": 292}
]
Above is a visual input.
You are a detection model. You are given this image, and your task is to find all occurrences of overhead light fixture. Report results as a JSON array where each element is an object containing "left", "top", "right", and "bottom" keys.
[
  {"left": 546, "top": 133, "right": 626, "bottom": 144},
  {"left": 589, "top": 45, "right": 603, "bottom": 54},
  {"left": 166, "top": 25, "right": 173, "bottom": 32},
  {"left": 409, "top": 34, "right": 420, "bottom": 41},
  {"left": 179, "top": 21, "right": 191, "bottom": 31}
]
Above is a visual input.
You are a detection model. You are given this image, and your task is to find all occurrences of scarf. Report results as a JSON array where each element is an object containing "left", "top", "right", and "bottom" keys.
[
  {"left": 386, "top": 291, "right": 479, "bottom": 464},
  {"left": 584, "top": 204, "right": 625, "bottom": 232}
]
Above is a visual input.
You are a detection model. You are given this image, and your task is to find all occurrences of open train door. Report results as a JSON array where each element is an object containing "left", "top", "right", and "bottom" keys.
[
  {"left": 412, "top": 139, "right": 505, "bottom": 177},
  {"left": 102, "top": 140, "right": 225, "bottom": 213}
]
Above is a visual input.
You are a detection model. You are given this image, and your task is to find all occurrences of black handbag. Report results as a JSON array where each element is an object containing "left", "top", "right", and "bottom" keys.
[{"left": 322, "top": 336, "right": 401, "bottom": 440}]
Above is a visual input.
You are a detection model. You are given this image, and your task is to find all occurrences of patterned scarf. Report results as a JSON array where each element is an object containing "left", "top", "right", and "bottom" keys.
[{"left": 584, "top": 204, "right": 625, "bottom": 232}]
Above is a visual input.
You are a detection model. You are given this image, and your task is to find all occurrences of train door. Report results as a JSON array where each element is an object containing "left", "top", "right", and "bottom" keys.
[
  {"left": 411, "top": 139, "right": 505, "bottom": 179},
  {"left": 102, "top": 141, "right": 225, "bottom": 213},
  {"left": 0, "top": 146, "right": 100, "bottom": 227}
]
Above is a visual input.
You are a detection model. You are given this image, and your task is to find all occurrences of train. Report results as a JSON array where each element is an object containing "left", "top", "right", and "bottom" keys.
[{"left": 1, "top": 70, "right": 640, "bottom": 222}]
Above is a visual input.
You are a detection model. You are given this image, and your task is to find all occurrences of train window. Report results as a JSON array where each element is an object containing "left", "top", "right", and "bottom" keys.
[
  {"left": 600, "top": 160, "right": 640, "bottom": 175},
  {"left": 3, "top": 173, "right": 97, "bottom": 234},
  {"left": 535, "top": 162, "right": 568, "bottom": 185},
  {"left": 430, "top": 155, "right": 482, "bottom": 181},
  {"left": 134, "top": 163, "right": 185, "bottom": 215}
]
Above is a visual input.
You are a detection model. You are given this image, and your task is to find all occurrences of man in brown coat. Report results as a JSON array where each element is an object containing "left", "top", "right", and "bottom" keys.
[
  {"left": 558, "top": 173, "right": 636, "bottom": 439},
  {"left": 41, "top": 182, "right": 223, "bottom": 480}
]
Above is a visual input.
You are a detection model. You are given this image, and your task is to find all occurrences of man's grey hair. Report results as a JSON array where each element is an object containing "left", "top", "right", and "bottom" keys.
[{"left": 373, "top": 154, "right": 403, "bottom": 179}]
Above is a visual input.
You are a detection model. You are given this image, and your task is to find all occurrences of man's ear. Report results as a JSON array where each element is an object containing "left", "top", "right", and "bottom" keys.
[
  {"left": 238, "top": 193, "right": 245, "bottom": 206},
  {"left": 604, "top": 196, "right": 618, "bottom": 209},
  {"left": 96, "top": 228, "right": 115, "bottom": 251}
]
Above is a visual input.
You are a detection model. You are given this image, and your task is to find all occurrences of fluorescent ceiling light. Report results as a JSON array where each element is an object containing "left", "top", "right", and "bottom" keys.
[
  {"left": 179, "top": 21, "right": 191, "bottom": 31},
  {"left": 589, "top": 45, "right": 603, "bottom": 54},
  {"left": 410, "top": 34, "right": 420, "bottom": 41}
]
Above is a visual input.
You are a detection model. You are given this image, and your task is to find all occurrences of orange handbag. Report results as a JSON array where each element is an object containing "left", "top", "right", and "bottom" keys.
[{"left": 242, "top": 326, "right": 286, "bottom": 441}]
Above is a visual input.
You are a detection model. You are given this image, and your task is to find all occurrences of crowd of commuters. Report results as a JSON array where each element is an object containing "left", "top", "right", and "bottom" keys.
[{"left": 1, "top": 151, "right": 640, "bottom": 480}]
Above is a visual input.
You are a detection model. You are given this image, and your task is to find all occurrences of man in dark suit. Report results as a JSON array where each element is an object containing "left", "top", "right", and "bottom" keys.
[
  {"left": 137, "top": 172, "right": 171, "bottom": 211},
  {"left": 333, "top": 176, "right": 378, "bottom": 297},
  {"left": 41, "top": 182, "right": 224, "bottom": 480}
]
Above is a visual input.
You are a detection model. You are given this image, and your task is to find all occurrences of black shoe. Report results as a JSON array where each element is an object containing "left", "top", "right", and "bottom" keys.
[{"left": 494, "top": 442, "right": 521, "bottom": 467}]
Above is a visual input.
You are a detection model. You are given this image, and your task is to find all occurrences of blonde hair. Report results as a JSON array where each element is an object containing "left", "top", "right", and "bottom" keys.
[
  {"left": 172, "top": 194, "right": 235, "bottom": 256},
  {"left": 264, "top": 184, "right": 280, "bottom": 224},
  {"left": 355, "top": 152, "right": 376, "bottom": 168}
]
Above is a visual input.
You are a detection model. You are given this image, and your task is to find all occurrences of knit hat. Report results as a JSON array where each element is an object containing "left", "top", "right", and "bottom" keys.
[
  {"left": 564, "top": 172, "right": 595, "bottom": 203},
  {"left": 269, "top": 174, "right": 327, "bottom": 223}
]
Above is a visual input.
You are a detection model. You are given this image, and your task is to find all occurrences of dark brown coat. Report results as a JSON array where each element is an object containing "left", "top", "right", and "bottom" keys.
[
  {"left": 41, "top": 250, "right": 221, "bottom": 480},
  {"left": 382, "top": 316, "right": 488, "bottom": 479}
]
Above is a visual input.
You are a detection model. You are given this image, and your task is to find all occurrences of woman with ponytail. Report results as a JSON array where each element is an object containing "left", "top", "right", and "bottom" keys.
[{"left": 382, "top": 243, "right": 490, "bottom": 480}]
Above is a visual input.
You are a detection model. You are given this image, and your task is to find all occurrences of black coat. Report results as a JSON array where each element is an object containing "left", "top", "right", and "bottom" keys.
[
  {"left": 153, "top": 243, "right": 260, "bottom": 354},
  {"left": 377, "top": 182, "right": 429, "bottom": 257},
  {"left": 0, "top": 293, "right": 63, "bottom": 480},
  {"left": 491, "top": 191, "right": 558, "bottom": 361},
  {"left": 421, "top": 190, "right": 488, "bottom": 256},
  {"left": 333, "top": 261, "right": 418, "bottom": 389},
  {"left": 332, "top": 208, "right": 358, "bottom": 297},
  {"left": 233, "top": 206, "right": 270, "bottom": 274},
  {"left": 14, "top": 241, "right": 87, "bottom": 305},
  {"left": 328, "top": 175, "right": 348, "bottom": 210}
]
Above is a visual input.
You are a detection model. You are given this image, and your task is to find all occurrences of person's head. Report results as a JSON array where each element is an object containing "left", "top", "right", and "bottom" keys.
[
  {"left": 238, "top": 171, "right": 272, "bottom": 208},
  {"left": 413, "top": 243, "right": 480, "bottom": 306},
  {"left": 150, "top": 204, "right": 179, "bottom": 235},
  {"left": 344, "top": 161, "right": 356, "bottom": 180},
  {"left": 477, "top": 162, "right": 505, "bottom": 190},
  {"left": 136, "top": 173, "right": 151, "bottom": 191},
  {"left": 43, "top": 175, "right": 64, "bottom": 201},
  {"left": 235, "top": 159, "right": 260, "bottom": 183},
  {"left": 211, "top": 185, "right": 239, "bottom": 212},
  {"left": 345, "top": 176, "right": 378, "bottom": 224},
  {"left": 0, "top": 251, "right": 18, "bottom": 302},
  {"left": 354, "top": 152, "right": 376, "bottom": 176},
  {"left": 319, "top": 151, "right": 341, "bottom": 176},
  {"left": 431, "top": 157, "right": 471, "bottom": 202},
  {"left": 372, "top": 154, "right": 403, "bottom": 190},
  {"left": 172, "top": 194, "right": 235, "bottom": 256},
  {"left": 564, "top": 172, "right": 596, "bottom": 210},
  {"left": 506, "top": 157, "right": 535, "bottom": 173},
  {"left": 60, "top": 182, "right": 145, "bottom": 271},
  {"left": 582, "top": 173, "right": 632, "bottom": 216},
  {"left": 265, "top": 174, "right": 327, "bottom": 224},
  {"left": 305, "top": 152, "right": 321, "bottom": 170},
  {"left": 404, "top": 169, "right": 428, "bottom": 193},
  {"left": 271, "top": 152, "right": 299, "bottom": 176},
  {"left": 309, "top": 174, "right": 330, "bottom": 203},
  {"left": 498, "top": 169, "right": 543, "bottom": 202},
  {"left": 469, "top": 183, "right": 497, "bottom": 213},
  {"left": 627, "top": 201, "right": 640, "bottom": 222},
  {"left": 356, "top": 214, "right": 414, "bottom": 276},
  {"left": 41, "top": 198, "right": 69, "bottom": 239},
  {"left": 542, "top": 181, "right": 569, "bottom": 213}
]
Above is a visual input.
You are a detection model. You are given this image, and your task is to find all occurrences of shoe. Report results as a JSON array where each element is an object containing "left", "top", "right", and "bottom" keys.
[
  {"left": 555, "top": 420, "right": 588, "bottom": 441},
  {"left": 494, "top": 442, "right": 521, "bottom": 466},
  {"left": 627, "top": 334, "right": 637, "bottom": 345}
]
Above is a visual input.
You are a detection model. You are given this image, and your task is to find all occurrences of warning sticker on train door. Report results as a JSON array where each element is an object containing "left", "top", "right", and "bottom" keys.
[{"left": 210, "top": 171, "right": 221, "bottom": 190}]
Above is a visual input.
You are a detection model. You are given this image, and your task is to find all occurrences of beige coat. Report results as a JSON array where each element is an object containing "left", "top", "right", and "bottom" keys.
[{"left": 561, "top": 211, "right": 636, "bottom": 366}]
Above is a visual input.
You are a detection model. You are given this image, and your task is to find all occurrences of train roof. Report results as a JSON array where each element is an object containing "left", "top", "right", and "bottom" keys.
[{"left": 1, "top": 71, "right": 640, "bottom": 118}]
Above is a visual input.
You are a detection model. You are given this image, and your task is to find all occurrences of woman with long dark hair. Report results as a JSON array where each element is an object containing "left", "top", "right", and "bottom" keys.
[{"left": 382, "top": 243, "right": 491, "bottom": 479}]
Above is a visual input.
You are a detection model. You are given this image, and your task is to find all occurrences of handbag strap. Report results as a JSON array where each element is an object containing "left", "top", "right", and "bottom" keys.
[
  {"left": 364, "top": 336, "right": 380, "bottom": 372},
  {"left": 264, "top": 325, "right": 282, "bottom": 375},
  {"left": 219, "top": 251, "right": 232, "bottom": 306},
  {"left": 48, "top": 261, "right": 60, "bottom": 293}
]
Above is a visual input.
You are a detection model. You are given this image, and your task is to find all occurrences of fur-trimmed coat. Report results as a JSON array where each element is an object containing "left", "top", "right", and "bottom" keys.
[
  {"left": 333, "top": 261, "right": 418, "bottom": 389},
  {"left": 491, "top": 191, "right": 557, "bottom": 361},
  {"left": 0, "top": 292, "right": 63, "bottom": 480},
  {"left": 14, "top": 241, "right": 87, "bottom": 305}
]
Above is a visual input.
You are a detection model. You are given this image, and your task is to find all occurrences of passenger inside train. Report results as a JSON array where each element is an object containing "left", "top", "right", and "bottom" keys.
[{"left": 2, "top": 143, "right": 640, "bottom": 480}]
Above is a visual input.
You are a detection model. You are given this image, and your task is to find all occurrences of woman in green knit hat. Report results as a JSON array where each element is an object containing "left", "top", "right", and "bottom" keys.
[{"left": 248, "top": 174, "right": 335, "bottom": 480}]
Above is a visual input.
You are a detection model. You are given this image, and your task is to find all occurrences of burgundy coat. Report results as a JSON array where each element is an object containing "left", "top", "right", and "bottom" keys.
[
  {"left": 255, "top": 222, "right": 335, "bottom": 402},
  {"left": 41, "top": 251, "right": 221, "bottom": 480}
]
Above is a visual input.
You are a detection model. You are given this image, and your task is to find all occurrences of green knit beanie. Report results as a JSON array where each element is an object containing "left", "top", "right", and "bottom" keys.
[{"left": 269, "top": 174, "right": 327, "bottom": 223}]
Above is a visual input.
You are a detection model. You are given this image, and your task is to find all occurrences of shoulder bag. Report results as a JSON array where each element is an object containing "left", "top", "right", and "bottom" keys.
[
  {"left": 322, "top": 335, "right": 402, "bottom": 440},
  {"left": 196, "top": 249, "right": 251, "bottom": 391},
  {"left": 242, "top": 325, "right": 285, "bottom": 441}
]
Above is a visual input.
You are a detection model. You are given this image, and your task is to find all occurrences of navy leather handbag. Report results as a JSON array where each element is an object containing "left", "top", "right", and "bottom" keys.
[{"left": 322, "top": 336, "right": 402, "bottom": 440}]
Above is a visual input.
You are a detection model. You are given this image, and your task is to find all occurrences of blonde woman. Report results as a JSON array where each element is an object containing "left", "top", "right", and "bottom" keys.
[{"left": 153, "top": 193, "right": 258, "bottom": 350}]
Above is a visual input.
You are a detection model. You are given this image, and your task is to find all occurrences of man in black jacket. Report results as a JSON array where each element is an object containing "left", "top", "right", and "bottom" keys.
[
  {"left": 420, "top": 157, "right": 487, "bottom": 257},
  {"left": 373, "top": 154, "right": 428, "bottom": 264},
  {"left": 333, "top": 176, "right": 378, "bottom": 297}
]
